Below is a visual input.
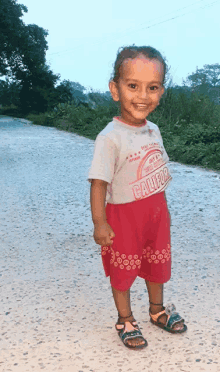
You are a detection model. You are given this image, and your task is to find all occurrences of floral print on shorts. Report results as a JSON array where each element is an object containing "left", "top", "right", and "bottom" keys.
[
  {"left": 142, "top": 244, "right": 171, "bottom": 264},
  {"left": 101, "top": 244, "right": 171, "bottom": 270},
  {"left": 102, "top": 246, "right": 142, "bottom": 270}
]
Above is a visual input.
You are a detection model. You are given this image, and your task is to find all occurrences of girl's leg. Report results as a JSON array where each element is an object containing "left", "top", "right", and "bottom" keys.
[
  {"left": 145, "top": 281, "right": 184, "bottom": 330},
  {"left": 111, "top": 286, "right": 146, "bottom": 347},
  {"left": 145, "top": 280, "right": 164, "bottom": 314}
]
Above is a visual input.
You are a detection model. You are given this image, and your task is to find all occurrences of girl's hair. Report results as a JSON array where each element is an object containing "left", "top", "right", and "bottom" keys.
[{"left": 111, "top": 45, "right": 167, "bottom": 85}]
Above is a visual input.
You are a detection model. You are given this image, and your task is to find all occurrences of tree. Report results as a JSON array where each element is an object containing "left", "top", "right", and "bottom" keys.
[
  {"left": 69, "top": 82, "right": 85, "bottom": 93},
  {"left": 184, "top": 64, "right": 220, "bottom": 104},
  {"left": 203, "top": 64, "right": 220, "bottom": 87},
  {"left": 0, "top": 77, "right": 21, "bottom": 106},
  {"left": 19, "top": 64, "right": 60, "bottom": 114},
  {"left": 0, "top": 0, "right": 27, "bottom": 75},
  {"left": 55, "top": 80, "right": 73, "bottom": 104},
  {"left": 0, "top": 0, "right": 47, "bottom": 77},
  {"left": 55, "top": 80, "right": 88, "bottom": 106},
  {"left": 0, "top": 0, "right": 60, "bottom": 114}
]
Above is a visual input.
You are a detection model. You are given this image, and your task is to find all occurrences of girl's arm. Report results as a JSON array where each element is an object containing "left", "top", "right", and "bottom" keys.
[
  {"left": 90, "top": 179, "right": 115, "bottom": 246},
  {"left": 90, "top": 179, "right": 108, "bottom": 225}
]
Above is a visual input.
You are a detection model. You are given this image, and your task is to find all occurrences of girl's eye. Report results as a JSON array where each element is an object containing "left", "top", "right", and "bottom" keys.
[
  {"left": 150, "top": 86, "right": 159, "bottom": 91},
  {"left": 129, "top": 84, "right": 137, "bottom": 89}
]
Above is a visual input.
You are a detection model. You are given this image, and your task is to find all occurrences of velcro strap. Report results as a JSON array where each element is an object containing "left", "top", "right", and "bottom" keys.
[{"left": 121, "top": 329, "right": 142, "bottom": 342}]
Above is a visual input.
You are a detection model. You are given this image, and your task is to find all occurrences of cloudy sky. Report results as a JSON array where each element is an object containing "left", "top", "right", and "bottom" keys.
[{"left": 20, "top": 0, "right": 220, "bottom": 92}]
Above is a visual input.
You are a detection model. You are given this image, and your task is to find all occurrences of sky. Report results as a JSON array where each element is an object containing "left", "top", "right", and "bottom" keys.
[{"left": 18, "top": 0, "right": 220, "bottom": 93}]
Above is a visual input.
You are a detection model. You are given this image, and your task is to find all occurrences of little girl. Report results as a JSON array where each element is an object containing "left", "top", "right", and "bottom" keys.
[{"left": 88, "top": 45, "right": 187, "bottom": 350}]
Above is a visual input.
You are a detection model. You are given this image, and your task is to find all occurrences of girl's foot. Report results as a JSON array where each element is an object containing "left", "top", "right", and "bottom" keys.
[
  {"left": 152, "top": 312, "right": 184, "bottom": 331},
  {"left": 150, "top": 303, "right": 186, "bottom": 332},
  {"left": 116, "top": 313, "right": 147, "bottom": 348}
]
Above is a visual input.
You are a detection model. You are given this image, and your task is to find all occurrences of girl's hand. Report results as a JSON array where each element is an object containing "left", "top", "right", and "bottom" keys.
[{"left": 93, "top": 221, "right": 115, "bottom": 247}]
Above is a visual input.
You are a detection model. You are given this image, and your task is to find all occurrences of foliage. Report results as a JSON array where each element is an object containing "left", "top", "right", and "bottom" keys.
[
  {"left": 0, "top": 0, "right": 60, "bottom": 114},
  {"left": 150, "top": 87, "right": 219, "bottom": 127},
  {"left": 0, "top": 103, "right": 22, "bottom": 117},
  {"left": 18, "top": 64, "right": 60, "bottom": 114},
  {"left": 185, "top": 64, "right": 220, "bottom": 87},
  {"left": 0, "top": 13, "right": 220, "bottom": 174},
  {"left": 87, "top": 89, "right": 112, "bottom": 108},
  {"left": 0, "top": 0, "right": 47, "bottom": 77},
  {"left": 25, "top": 88, "right": 220, "bottom": 172},
  {"left": 184, "top": 64, "right": 220, "bottom": 104},
  {"left": 0, "top": 0, "right": 27, "bottom": 75},
  {"left": 0, "top": 78, "right": 21, "bottom": 106},
  {"left": 26, "top": 99, "right": 119, "bottom": 139},
  {"left": 28, "top": 89, "right": 220, "bottom": 170},
  {"left": 146, "top": 89, "right": 220, "bottom": 171},
  {"left": 55, "top": 80, "right": 87, "bottom": 105}
]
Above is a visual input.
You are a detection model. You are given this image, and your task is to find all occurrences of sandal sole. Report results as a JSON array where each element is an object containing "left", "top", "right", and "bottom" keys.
[{"left": 150, "top": 319, "right": 187, "bottom": 334}]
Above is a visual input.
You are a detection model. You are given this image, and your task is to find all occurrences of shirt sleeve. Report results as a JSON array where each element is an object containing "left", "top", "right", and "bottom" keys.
[{"left": 87, "top": 135, "right": 117, "bottom": 184}]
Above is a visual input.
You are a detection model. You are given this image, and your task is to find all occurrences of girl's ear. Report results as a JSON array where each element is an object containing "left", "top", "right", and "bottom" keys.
[{"left": 109, "top": 80, "right": 119, "bottom": 102}]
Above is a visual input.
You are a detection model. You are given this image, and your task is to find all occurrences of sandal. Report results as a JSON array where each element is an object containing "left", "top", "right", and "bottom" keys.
[
  {"left": 149, "top": 302, "right": 187, "bottom": 334},
  {"left": 115, "top": 312, "right": 148, "bottom": 350}
]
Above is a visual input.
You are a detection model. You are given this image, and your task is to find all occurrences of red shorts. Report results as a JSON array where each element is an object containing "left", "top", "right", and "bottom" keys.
[{"left": 101, "top": 191, "right": 171, "bottom": 291}]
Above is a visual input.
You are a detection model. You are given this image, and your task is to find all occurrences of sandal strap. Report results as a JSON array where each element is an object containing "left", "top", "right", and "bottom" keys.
[
  {"left": 116, "top": 319, "right": 138, "bottom": 330},
  {"left": 117, "top": 312, "right": 136, "bottom": 324},
  {"left": 150, "top": 302, "right": 163, "bottom": 306},
  {"left": 116, "top": 312, "right": 148, "bottom": 348},
  {"left": 121, "top": 329, "right": 143, "bottom": 343},
  {"left": 167, "top": 313, "right": 184, "bottom": 329},
  {"left": 150, "top": 309, "right": 184, "bottom": 329},
  {"left": 118, "top": 311, "right": 133, "bottom": 320},
  {"left": 150, "top": 309, "right": 167, "bottom": 323}
]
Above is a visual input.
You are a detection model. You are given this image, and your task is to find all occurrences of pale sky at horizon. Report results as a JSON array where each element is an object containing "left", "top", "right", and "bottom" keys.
[{"left": 15, "top": 0, "right": 220, "bottom": 92}]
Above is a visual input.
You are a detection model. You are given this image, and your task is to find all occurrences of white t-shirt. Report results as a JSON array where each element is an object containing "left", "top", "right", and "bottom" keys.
[{"left": 88, "top": 117, "right": 172, "bottom": 204}]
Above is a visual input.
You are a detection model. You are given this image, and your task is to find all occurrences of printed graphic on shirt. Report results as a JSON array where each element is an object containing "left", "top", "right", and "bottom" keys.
[{"left": 129, "top": 143, "right": 172, "bottom": 200}]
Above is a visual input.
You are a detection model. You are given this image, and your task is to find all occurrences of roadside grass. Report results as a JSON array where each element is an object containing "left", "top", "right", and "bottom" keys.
[{"left": 10, "top": 90, "right": 220, "bottom": 173}]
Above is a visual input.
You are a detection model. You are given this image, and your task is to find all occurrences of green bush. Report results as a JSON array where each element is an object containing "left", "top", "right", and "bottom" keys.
[
  {"left": 26, "top": 112, "right": 55, "bottom": 126},
  {"left": 24, "top": 90, "right": 220, "bottom": 172},
  {"left": 0, "top": 104, "right": 23, "bottom": 117}
]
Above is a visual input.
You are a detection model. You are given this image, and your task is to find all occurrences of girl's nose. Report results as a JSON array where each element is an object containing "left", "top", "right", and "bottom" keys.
[{"left": 139, "top": 87, "right": 148, "bottom": 99}]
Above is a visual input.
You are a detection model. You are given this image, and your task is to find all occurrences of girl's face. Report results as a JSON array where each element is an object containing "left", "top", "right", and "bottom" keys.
[{"left": 109, "top": 56, "right": 165, "bottom": 126}]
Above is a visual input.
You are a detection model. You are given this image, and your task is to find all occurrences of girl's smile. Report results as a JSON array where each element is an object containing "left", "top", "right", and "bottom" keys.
[{"left": 109, "top": 56, "right": 165, "bottom": 126}]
